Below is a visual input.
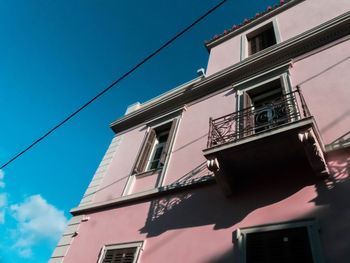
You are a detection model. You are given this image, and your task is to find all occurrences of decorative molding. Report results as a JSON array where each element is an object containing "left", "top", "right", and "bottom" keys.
[
  {"left": 240, "top": 17, "right": 282, "bottom": 61},
  {"left": 48, "top": 215, "right": 85, "bottom": 263},
  {"left": 298, "top": 128, "right": 329, "bottom": 176},
  {"left": 207, "top": 157, "right": 232, "bottom": 196},
  {"left": 206, "top": 0, "right": 305, "bottom": 51},
  {"left": 110, "top": 12, "right": 350, "bottom": 135},
  {"left": 79, "top": 135, "right": 121, "bottom": 206},
  {"left": 109, "top": 77, "right": 202, "bottom": 133},
  {"left": 70, "top": 175, "right": 215, "bottom": 216},
  {"left": 206, "top": 158, "right": 220, "bottom": 172}
]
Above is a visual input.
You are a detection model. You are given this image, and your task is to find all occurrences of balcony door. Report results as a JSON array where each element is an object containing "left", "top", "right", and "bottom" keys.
[{"left": 243, "top": 80, "right": 288, "bottom": 135}]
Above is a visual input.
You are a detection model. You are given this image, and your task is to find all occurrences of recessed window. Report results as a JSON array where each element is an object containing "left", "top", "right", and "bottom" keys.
[
  {"left": 246, "top": 227, "right": 313, "bottom": 263},
  {"left": 98, "top": 241, "right": 143, "bottom": 263},
  {"left": 239, "top": 78, "right": 292, "bottom": 136},
  {"left": 247, "top": 23, "right": 277, "bottom": 56},
  {"left": 134, "top": 119, "right": 177, "bottom": 174},
  {"left": 237, "top": 220, "right": 324, "bottom": 263},
  {"left": 147, "top": 129, "right": 170, "bottom": 170}
]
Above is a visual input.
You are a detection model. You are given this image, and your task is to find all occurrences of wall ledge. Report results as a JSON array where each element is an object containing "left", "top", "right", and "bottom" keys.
[{"left": 70, "top": 175, "right": 215, "bottom": 216}]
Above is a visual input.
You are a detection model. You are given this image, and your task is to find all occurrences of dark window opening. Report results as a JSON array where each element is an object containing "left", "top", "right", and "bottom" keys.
[
  {"left": 102, "top": 247, "right": 137, "bottom": 263},
  {"left": 248, "top": 24, "right": 277, "bottom": 56},
  {"left": 246, "top": 227, "right": 314, "bottom": 263},
  {"left": 242, "top": 80, "right": 288, "bottom": 134},
  {"left": 134, "top": 119, "right": 177, "bottom": 174}
]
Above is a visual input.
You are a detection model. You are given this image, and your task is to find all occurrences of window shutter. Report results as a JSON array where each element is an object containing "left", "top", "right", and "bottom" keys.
[
  {"left": 246, "top": 227, "right": 314, "bottom": 263},
  {"left": 134, "top": 129, "right": 156, "bottom": 173},
  {"left": 159, "top": 119, "right": 177, "bottom": 165},
  {"left": 103, "top": 247, "right": 137, "bottom": 263},
  {"left": 242, "top": 91, "right": 254, "bottom": 136}
]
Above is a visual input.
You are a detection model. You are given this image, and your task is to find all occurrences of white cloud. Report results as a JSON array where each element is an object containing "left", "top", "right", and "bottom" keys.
[
  {"left": 18, "top": 248, "right": 32, "bottom": 258},
  {"left": 11, "top": 195, "right": 67, "bottom": 257},
  {"left": 0, "top": 193, "right": 7, "bottom": 224},
  {"left": 0, "top": 170, "right": 5, "bottom": 188}
]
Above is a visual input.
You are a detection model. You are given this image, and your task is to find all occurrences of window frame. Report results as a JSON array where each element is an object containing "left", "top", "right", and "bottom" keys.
[
  {"left": 97, "top": 241, "right": 144, "bottom": 263},
  {"left": 240, "top": 18, "right": 281, "bottom": 60},
  {"left": 236, "top": 219, "right": 325, "bottom": 263},
  {"left": 146, "top": 130, "right": 170, "bottom": 171},
  {"left": 122, "top": 110, "right": 182, "bottom": 196},
  {"left": 237, "top": 73, "right": 291, "bottom": 110},
  {"left": 134, "top": 118, "right": 178, "bottom": 175},
  {"left": 235, "top": 73, "right": 292, "bottom": 137}
]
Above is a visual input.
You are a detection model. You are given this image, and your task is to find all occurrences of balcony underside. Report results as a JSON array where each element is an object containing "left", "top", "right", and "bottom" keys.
[{"left": 203, "top": 117, "right": 328, "bottom": 196}]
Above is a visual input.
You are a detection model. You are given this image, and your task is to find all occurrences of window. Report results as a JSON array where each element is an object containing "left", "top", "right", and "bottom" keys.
[
  {"left": 147, "top": 130, "right": 170, "bottom": 170},
  {"left": 239, "top": 77, "right": 291, "bottom": 137},
  {"left": 98, "top": 241, "right": 143, "bottom": 263},
  {"left": 134, "top": 119, "right": 177, "bottom": 174},
  {"left": 247, "top": 22, "right": 277, "bottom": 56},
  {"left": 236, "top": 220, "right": 324, "bottom": 263}
]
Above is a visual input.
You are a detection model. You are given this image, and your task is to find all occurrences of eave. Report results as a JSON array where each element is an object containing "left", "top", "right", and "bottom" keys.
[
  {"left": 110, "top": 11, "right": 350, "bottom": 135},
  {"left": 205, "top": 0, "right": 305, "bottom": 52}
]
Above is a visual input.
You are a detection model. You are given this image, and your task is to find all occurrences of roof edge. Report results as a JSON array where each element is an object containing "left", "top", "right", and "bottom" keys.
[{"left": 204, "top": 0, "right": 305, "bottom": 52}]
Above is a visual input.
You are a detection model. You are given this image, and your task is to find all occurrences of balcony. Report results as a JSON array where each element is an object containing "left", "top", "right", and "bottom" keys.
[{"left": 203, "top": 87, "right": 328, "bottom": 196}]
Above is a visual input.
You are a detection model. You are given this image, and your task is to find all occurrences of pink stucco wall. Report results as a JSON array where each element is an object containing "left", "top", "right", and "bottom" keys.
[
  {"left": 89, "top": 87, "right": 236, "bottom": 202},
  {"left": 164, "top": 88, "right": 236, "bottom": 185},
  {"left": 131, "top": 169, "right": 162, "bottom": 194},
  {"left": 85, "top": 0, "right": 350, "bottom": 202},
  {"left": 93, "top": 126, "right": 146, "bottom": 202},
  {"left": 206, "top": 0, "right": 350, "bottom": 76},
  {"left": 63, "top": 2, "right": 350, "bottom": 262},
  {"left": 64, "top": 150, "right": 350, "bottom": 263},
  {"left": 290, "top": 39, "right": 350, "bottom": 145}
]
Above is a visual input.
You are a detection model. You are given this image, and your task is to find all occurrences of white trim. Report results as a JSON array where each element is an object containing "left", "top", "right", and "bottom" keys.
[
  {"left": 79, "top": 135, "right": 121, "bottom": 206},
  {"left": 232, "top": 61, "right": 291, "bottom": 89},
  {"left": 240, "top": 35, "right": 247, "bottom": 61},
  {"left": 206, "top": 0, "right": 305, "bottom": 51},
  {"left": 70, "top": 175, "right": 214, "bottom": 215},
  {"left": 121, "top": 127, "right": 150, "bottom": 197},
  {"left": 240, "top": 73, "right": 288, "bottom": 94},
  {"left": 157, "top": 115, "right": 181, "bottom": 187},
  {"left": 110, "top": 12, "right": 350, "bottom": 135},
  {"left": 236, "top": 219, "right": 324, "bottom": 263},
  {"left": 272, "top": 17, "right": 282, "bottom": 43},
  {"left": 97, "top": 241, "right": 144, "bottom": 263},
  {"left": 241, "top": 18, "right": 281, "bottom": 61},
  {"left": 203, "top": 117, "right": 316, "bottom": 156},
  {"left": 145, "top": 131, "right": 168, "bottom": 171},
  {"left": 124, "top": 114, "right": 182, "bottom": 194}
]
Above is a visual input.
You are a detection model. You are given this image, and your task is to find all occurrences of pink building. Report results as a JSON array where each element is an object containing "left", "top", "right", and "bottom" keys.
[{"left": 50, "top": 0, "right": 350, "bottom": 262}]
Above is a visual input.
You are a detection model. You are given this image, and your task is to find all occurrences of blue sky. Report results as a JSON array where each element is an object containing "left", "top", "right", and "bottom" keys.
[{"left": 0, "top": 0, "right": 278, "bottom": 262}]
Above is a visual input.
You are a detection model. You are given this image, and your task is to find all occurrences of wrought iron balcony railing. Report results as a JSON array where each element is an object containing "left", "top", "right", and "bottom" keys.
[{"left": 207, "top": 87, "right": 311, "bottom": 148}]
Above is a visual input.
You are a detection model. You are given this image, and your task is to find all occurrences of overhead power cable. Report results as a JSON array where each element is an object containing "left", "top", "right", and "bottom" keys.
[{"left": 1, "top": 0, "right": 227, "bottom": 169}]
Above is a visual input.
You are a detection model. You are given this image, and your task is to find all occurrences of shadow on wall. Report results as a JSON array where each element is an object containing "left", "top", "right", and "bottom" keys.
[
  {"left": 326, "top": 130, "right": 350, "bottom": 150},
  {"left": 310, "top": 149, "right": 350, "bottom": 261},
  {"left": 139, "top": 159, "right": 322, "bottom": 238},
  {"left": 138, "top": 149, "right": 350, "bottom": 262}
]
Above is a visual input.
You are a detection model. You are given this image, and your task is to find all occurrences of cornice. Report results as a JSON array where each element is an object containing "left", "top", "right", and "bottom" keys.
[
  {"left": 70, "top": 175, "right": 215, "bottom": 216},
  {"left": 109, "top": 77, "right": 203, "bottom": 133},
  {"left": 110, "top": 11, "right": 350, "bottom": 134},
  {"left": 205, "top": 0, "right": 305, "bottom": 51}
]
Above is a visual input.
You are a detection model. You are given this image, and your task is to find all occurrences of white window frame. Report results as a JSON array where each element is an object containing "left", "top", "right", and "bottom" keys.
[
  {"left": 237, "top": 73, "right": 291, "bottom": 111},
  {"left": 146, "top": 130, "right": 170, "bottom": 171},
  {"left": 121, "top": 110, "right": 182, "bottom": 196},
  {"left": 240, "top": 18, "right": 281, "bottom": 60},
  {"left": 97, "top": 241, "right": 144, "bottom": 263},
  {"left": 236, "top": 219, "right": 324, "bottom": 263}
]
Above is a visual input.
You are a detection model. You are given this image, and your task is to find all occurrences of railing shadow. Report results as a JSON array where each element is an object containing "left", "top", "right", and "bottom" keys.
[
  {"left": 139, "top": 160, "right": 320, "bottom": 238},
  {"left": 326, "top": 130, "right": 350, "bottom": 151}
]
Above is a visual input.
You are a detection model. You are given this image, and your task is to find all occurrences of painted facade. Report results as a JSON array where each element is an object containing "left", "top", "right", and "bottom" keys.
[{"left": 50, "top": 0, "right": 350, "bottom": 262}]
